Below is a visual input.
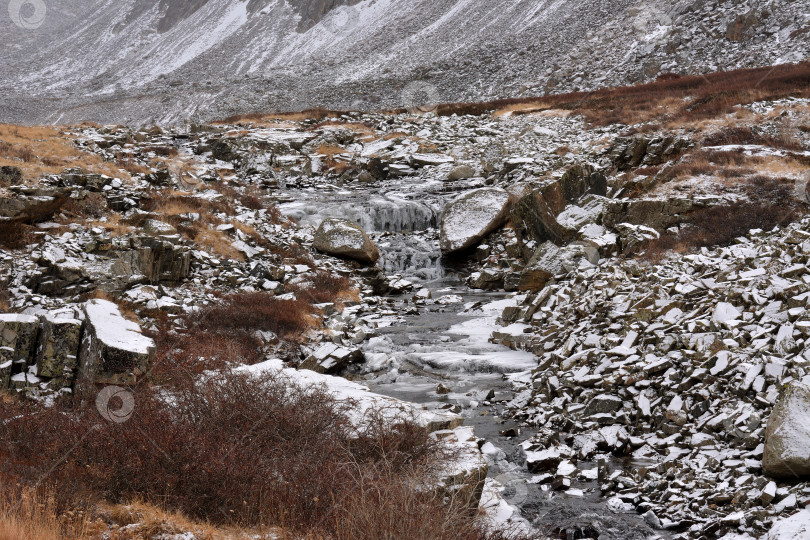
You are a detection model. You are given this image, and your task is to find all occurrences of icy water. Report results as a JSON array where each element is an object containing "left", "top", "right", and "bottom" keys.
[
  {"left": 279, "top": 181, "right": 662, "bottom": 538},
  {"left": 363, "top": 277, "right": 665, "bottom": 539}
]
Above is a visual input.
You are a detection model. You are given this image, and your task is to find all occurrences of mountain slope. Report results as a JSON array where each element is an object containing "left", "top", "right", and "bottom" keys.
[{"left": 0, "top": 0, "right": 807, "bottom": 125}]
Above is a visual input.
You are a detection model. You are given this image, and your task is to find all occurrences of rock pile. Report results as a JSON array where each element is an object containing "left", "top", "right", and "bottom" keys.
[{"left": 492, "top": 218, "right": 810, "bottom": 538}]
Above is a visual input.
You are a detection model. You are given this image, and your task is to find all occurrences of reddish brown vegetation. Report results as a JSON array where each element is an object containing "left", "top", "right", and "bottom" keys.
[
  {"left": 702, "top": 126, "right": 804, "bottom": 151},
  {"left": 150, "top": 292, "right": 314, "bottom": 383},
  {"left": 0, "top": 373, "right": 504, "bottom": 539},
  {"left": 641, "top": 176, "right": 802, "bottom": 260},
  {"left": 435, "top": 62, "right": 810, "bottom": 126}
]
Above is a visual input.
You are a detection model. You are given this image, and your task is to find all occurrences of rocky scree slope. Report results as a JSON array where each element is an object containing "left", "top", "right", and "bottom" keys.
[{"left": 0, "top": 0, "right": 808, "bottom": 125}]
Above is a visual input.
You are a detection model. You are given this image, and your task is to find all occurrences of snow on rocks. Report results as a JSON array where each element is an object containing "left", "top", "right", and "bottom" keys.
[
  {"left": 440, "top": 187, "right": 511, "bottom": 254},
  {"left": 75, "top": 299, "right": 155, "bottom": 396},
  {"left": 313, "top": 218, "right": 380, "bottom": 264},
  {"left": 496, "top": 217, "right": 810, "bottom": 537}
]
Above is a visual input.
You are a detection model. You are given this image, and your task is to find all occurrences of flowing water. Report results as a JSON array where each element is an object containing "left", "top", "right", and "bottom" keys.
[{"left": 279, "top": 179, "right": 663, "bottom": 539}]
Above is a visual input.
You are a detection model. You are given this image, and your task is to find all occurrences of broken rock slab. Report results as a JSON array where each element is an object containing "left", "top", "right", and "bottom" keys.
[
  {"left": 35, "top": 314, "right": 83, "bottom": 389},
  {"left": 313, "top": 218, "right": 380, "bottom": 264},
  {"left": 300, "top": 342, "right": 364, "bottom": 374},
  {"left": 76, "top": 299, "right": 155, "bottom": 397},
  {"left": 440, "top": 187, "right": 511, "bottom": 254},
  {"left": 0, "top": 313, "right": 39, "bottom": 369},
  {"left": 763, "top": 381, "right": 810, "bottom": 478}
]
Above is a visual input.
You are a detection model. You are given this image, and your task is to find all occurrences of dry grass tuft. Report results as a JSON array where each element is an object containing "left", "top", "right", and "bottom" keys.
[
  {"left": 0, "top": 124, "right": 129, "bottom": 181},
  {"left": 0, "top": 486, "right": 92, "bottom": 540}
]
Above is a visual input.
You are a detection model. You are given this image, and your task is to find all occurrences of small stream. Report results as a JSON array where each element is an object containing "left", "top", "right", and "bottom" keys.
[{"left": 278, "top": 179, "right": 662, "bottom": 539}]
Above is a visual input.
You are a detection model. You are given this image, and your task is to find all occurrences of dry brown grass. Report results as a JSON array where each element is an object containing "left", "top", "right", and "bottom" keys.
[
  {"left": 99, "top": 500, "right": 281, "bottom": 539},
  {"left": 315, "top": 143, "right": 349, "bottom": 155},
  {"left": 454, "top": 62, "right": 810, "bottom": 128},
  {"left": 0, "top": 487, "right": 92, "bottom": 540},
  {"left": 87, "top": 214, "right": 133, "bottom": 237},
  {"left": 0, "top": 124, "right": 129, "bottom": 181},
  {"left": 214, "top": 108, "right": 348, "bottom": 126},
  {"left": 193, "top": 227, "right": 246, "bottom": 261}
]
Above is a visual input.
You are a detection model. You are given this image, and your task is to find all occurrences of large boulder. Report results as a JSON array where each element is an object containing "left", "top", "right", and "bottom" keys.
[
  {"left": 763, "top": 382, "right": 810, "bottom": 478},
  {"left": 76, "top": 299, "right": 155, "bottom": 397},
  {"left": 440, "top": 187, "right": 511, "bottom": 254},
  {"left": 314, "top": 218, "right": 380, "bottom": 264},
  {"left": 510, "top": 186, "right": 574, "bottom": 251}
]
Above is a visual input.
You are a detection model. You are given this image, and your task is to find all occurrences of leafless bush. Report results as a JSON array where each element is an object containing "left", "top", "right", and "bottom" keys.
[{"left": 0, "top": 372, "right": 509, "bottom": 538}]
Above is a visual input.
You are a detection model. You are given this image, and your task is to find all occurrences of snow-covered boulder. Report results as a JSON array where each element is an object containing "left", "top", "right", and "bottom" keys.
[
  {"left": 440, "top": 187, "right": 511, "bottom": 254},
  {"left": 313, "top": 218, "right": 380, "bottom": 264},
  {"left": 767, "top": 509, "right": 810, "bottom": 539},
  {"left": 764, "top": 382, "right": 810, "bottom": 478},
  {"left": 76, "top": 299, "right": 155, "bottom": 395}
]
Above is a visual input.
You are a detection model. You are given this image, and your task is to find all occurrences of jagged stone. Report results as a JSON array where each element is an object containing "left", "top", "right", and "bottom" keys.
[
  {"left": 300, "top": 342, "right": 364, "bottom": 374},
  {"left": 35, "top": 314, "right": 83, "bottom": 388},
  {"left": 519, "top": 242, "right": 562, "bottom": 292},
  {"left": 0, "top": 314, "right": 39, "bottom": 368}
]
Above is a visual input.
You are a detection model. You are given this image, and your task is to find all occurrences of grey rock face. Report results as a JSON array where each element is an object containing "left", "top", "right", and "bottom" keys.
[
  {"left": 313, "top": 218, "right": 380, "bottom": 264},
  {"left": 0, "top": 314, "right": 39, "bottom": 369}
]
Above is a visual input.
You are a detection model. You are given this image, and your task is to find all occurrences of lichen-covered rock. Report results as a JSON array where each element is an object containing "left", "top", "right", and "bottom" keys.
[
  {"left": 0, "top": 314, "right": 39, "bottom": 367},
  {"left": 313, "top": 218, "right": 380, "bottom": 264},
  {"left": 0, "top": 347, "right": 13, "bottom": 388},
  {"left": 36, "top": 314, "right": 84, "bottom": 388},
  {"left": 440, "top": 187, "right": 511, "bottom": 254},
  {"left": 76, "top": 299, "right": 155, "bottom": 397},
  {"left": 763, "top": 382, "right": 810, "bottom": 478}
]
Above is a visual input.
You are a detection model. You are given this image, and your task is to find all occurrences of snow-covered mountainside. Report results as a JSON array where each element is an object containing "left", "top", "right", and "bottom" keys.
[{"left": 1, "top": 0, "right": 808, "bottom": 125}]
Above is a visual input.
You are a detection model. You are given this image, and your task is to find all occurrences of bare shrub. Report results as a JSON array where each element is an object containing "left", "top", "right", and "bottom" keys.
[
  {"left": 702, "top": 126, "right": 804, "bottom": 151},
  {"left": 0, "top": 372, "right": 508, "bottom": 538},
  {"left": 289, "top": 270, "right": 356, "bottom": 305},
  {"left": 641, "top": 189, "right": 800, "bottom": 260},
  {"left": 149, "top": 292, "right": 315, "bottom": 384}
]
